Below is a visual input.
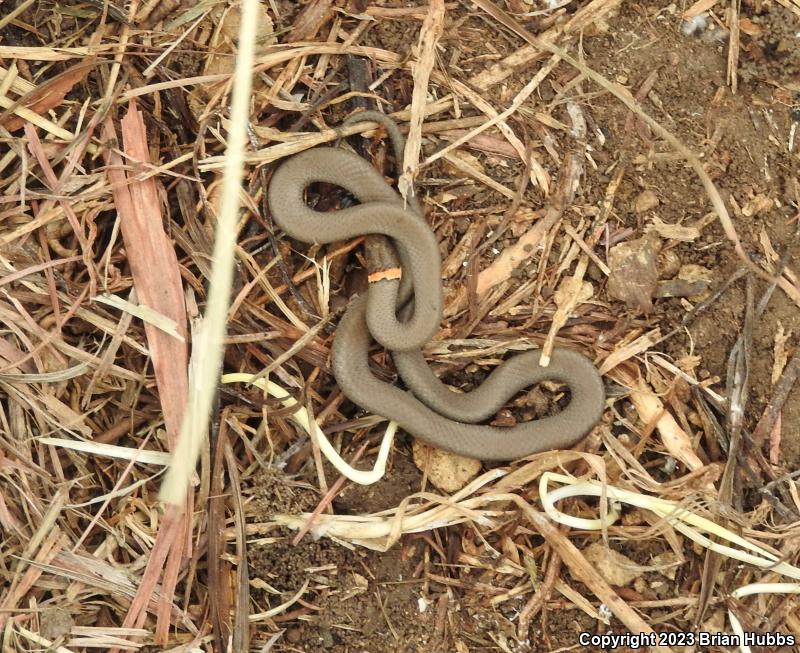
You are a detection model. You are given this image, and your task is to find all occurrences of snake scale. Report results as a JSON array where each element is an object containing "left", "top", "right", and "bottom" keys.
[{"left": 268, "top": 112, "right": 605, "bottom": 461}]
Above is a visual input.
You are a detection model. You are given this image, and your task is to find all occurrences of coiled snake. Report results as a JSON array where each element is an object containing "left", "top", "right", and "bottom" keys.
[{"left": 268, "top": 112, "right": 604, "bottom": 461}]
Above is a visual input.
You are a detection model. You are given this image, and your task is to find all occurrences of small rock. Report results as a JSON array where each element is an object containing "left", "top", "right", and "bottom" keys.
[
  {"left": 607, "top": 235, "right": 662, "bottom": 313},
  {"left": 657, "top": 249, "right": 681, "bottom": 279},
  {"left": 412, "top": 441, "right": 481, "bottom": 493},
  {"left": 677, "top": 264, "right": 714, "bottom": 301},
  {"left": 654, "top": 278, "right": 708, "bottom": 298},
  {"left": 39, "top": 607, "right": 74, "bottom": 641},
  {"left": 633, "top": 189, "right": 659, "bottom": 213}
]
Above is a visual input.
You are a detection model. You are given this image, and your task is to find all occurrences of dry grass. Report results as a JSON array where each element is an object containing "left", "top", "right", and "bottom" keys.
[{"left": 1, "top": 0, "right": 799, "bottom": 651}]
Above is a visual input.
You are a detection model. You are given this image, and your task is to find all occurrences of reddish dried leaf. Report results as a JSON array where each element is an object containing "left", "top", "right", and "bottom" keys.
[
  {"left": 102, "top": 106, "right": 192, "bottom": 648},
  {"left": 2, "top": 59, "right": 95, "bottom": 132},
  {"left": 101, "top": 104, "right": 188, "bottom": 446}
]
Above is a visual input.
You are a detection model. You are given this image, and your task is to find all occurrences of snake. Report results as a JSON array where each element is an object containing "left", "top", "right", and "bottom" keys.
[{"left": 268, "top": 112, "right": 605, "bottom": 461}]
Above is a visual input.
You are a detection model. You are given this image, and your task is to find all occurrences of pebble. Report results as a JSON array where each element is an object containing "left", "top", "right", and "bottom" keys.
[
  {"left": 633, "top": 189, "right": 659, "bottom": 213},
  {"left": 657, "top": 249, "right": 681, "bottom": 279}
]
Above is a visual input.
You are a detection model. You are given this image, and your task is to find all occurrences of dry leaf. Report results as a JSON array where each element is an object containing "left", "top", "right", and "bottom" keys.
[
  {"left": 102, "top": 105, "right": 189, "bottom": 447},
  {"left": 772, "top": 323, "right": 790, "bottom": 386},
  {"left": 204, "top": 1, "right": 276, "bottom": 79},
  {"left": 759, "top": 227, "right": 780, "bottom": 268},
  {"left": 651, "top": 551, "right": 683, "bottom": 581},
  {"left": 738, "top": 17, "right": 762, "bottom": 36},
  {"left": 683, "top": 0, "right": 719, "bottom": 19},
  {"left": 40, "top": 395, "right": 92, "bottom": 437},
  {"left": 647, "top": 216, "right": 700, "bottom": 242},
  {"left": 583, "top": 542, "right": 642, "bottom": 587},
  {"left": 607, "top": 235, "right": 661, "bottom": 313},
  {"left": 627, "top": 374, "right": 705, "bottom": 471},
  {"left": 399, "top": 0, "right": 445, "bottom": 201},
  {"left": 412, "top": 441, "right": 481, "bottom": 493},
  {"left": 442, "top": 149, "right": 484, "bottom": 177},
  {"left": 741, "top": 193, "right": 773, "bottom": 217},
  {"left": 553, "top": 275, "right": 594, "bottom": 310},
  {"left": 1, "top": 59, "right": 95, "bottom": 132},
  {"left": 599, "top": 329, "right": 661, "bottom": 376}
]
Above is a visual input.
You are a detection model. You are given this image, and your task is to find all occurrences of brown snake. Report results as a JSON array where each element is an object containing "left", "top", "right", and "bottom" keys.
[{"left": 268, "top": 112, "right": 604, "bottom": 461}]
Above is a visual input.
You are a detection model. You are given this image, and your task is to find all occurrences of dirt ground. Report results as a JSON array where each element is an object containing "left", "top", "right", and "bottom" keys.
[{"left": 2, "top": 1, "right": 800, "bottom": 652}]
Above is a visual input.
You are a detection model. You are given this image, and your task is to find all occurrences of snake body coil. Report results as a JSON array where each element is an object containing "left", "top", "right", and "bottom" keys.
[{"left": 268, "top": 114, "right": 605, "bottom": 461}]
